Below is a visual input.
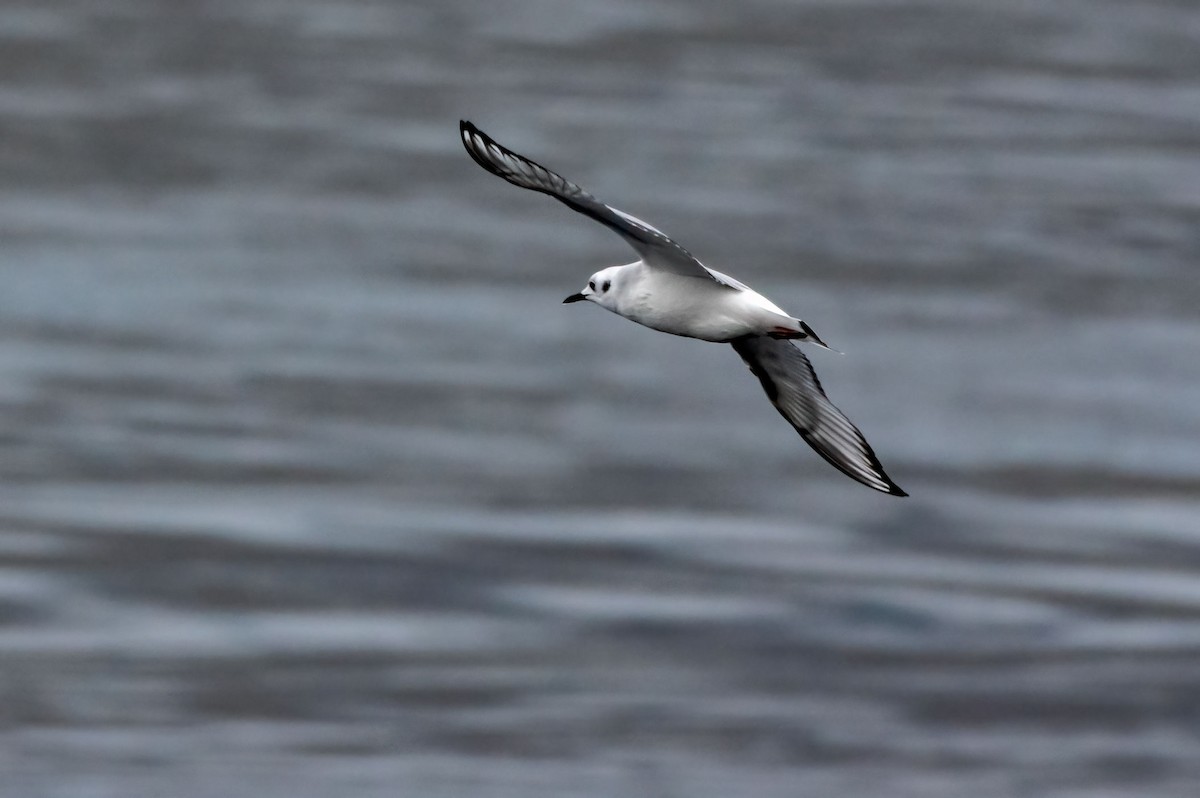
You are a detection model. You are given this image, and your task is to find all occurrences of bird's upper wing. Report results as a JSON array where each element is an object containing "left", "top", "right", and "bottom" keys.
[
  {"left": 461, "top": 120, "right": 725, "bottom": 284},
  {"left": 731, "top": 336, "right": 906, "bottom": 496}
]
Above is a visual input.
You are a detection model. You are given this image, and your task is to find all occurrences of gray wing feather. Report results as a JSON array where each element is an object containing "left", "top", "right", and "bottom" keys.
[
  {"left": 731, "top": 336, "right": 906, "bottom": 496},
  {"left": 460, "top": 121, "right": 722, "bottom": 283}
]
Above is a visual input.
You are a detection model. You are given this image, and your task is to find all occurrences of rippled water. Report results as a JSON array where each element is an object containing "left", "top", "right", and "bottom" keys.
[{"left": 3, "top": 1, "right": 1200, "bottom": 796}]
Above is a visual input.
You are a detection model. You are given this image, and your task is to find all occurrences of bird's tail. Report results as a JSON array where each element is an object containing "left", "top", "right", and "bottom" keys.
[{"left": 769, "top": 319, "right": 840, "bottom": 353}]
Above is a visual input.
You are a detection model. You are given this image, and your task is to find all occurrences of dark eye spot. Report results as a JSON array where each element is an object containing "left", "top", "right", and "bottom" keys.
[
  {"left": 602, "top": 280, "right": 611, "bottom": 293},
  {"left": 588, "top": 280, "right": 596, "bottom": 291}
]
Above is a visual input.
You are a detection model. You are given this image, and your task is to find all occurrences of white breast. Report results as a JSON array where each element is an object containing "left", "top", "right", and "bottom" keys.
[{"left": 610, "top": 265, "right": 794, "bottom": 343}]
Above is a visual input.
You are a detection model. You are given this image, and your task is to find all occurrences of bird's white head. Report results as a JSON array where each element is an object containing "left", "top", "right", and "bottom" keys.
[{"left": 562, "top": 265, "right": 623, "bottom": 310}]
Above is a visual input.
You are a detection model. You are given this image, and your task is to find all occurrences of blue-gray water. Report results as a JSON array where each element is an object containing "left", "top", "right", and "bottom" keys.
[{"left": 3, "top": 1, "right": 1200, "bottom": 796}]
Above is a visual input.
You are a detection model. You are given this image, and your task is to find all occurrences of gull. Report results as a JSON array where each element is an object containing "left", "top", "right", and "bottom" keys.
[{"left": 460, "top": 120, "right": 906, "bottom": 496}]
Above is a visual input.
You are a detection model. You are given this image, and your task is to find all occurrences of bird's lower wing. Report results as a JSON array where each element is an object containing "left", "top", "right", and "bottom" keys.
[
  {"left": 731, "top": 336, "right": 906, "bottom": 496},
  {"left": 460, "top": 120, "right": 725, "bottom": 285}
]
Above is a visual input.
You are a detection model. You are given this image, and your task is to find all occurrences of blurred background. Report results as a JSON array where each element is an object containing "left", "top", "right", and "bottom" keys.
[{"left": 2, "top": 0, "right": 1199, "bottom": 795}]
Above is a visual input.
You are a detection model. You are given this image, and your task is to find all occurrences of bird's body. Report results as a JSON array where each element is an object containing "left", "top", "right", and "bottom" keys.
[
  {"left": 591, "top": 261, "right": 805, "bottom": 343},
  {"left": 460, "top": 120, "right": 906, "bottom": 496}
]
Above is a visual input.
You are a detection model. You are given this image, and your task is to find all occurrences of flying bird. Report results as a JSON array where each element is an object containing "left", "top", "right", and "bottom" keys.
[{"left": 460, "top": 120, "right": 906, "bottom": 496}]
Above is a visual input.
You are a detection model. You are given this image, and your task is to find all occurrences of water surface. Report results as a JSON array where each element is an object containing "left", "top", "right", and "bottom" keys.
[{"left": 2, "top": 1, "right": 1200, "bottom": 796}]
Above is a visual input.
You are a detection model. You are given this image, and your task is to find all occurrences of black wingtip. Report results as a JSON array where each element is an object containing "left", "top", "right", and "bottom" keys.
[
  {"left": 872, "top": 467, "right": 908, "bottom": 497},
  {"left": 801, "top": 427, "right": 908, "bottom": 497},
  {"left": 459, "top": 119, "right": 522, "bottom": 184},
  {"left": 459, "top": 119, "right": 483, "bottom": 145}
]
